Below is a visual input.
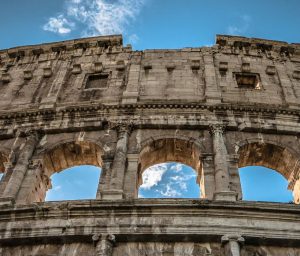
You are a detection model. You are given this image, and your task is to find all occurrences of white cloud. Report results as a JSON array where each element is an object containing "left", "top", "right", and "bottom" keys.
[
  {"left": 170, "top": 163, "right": 183, "bottom": 173},
  {"left": 128, "top": 33, "right": 139, "bottom": 45},
  {"left": 160, "top": 184, "right": 181, "bottom": 197},
  {"left": 44, "top": 0, "right": 145, "bottom": 37},
  {"left": 53, "top": 185, "right": 62, "bottom": 191},
  {"left": 43, "top": 15, "right": 74, "bottom": 34},
  {"left": 227, "top": 15, "right": 251, "bottom": 35},
  {"left": 140, "top": 163, "right": 168, "bottom": 190}
]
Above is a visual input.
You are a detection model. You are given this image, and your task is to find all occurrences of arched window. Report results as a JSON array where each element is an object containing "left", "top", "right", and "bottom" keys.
[
  {"left": 238, "top": 142, "right": 298, "bottom": 203},
  {"left": 39, "top": 141, "right": 103, "bottom": 202},
  {"left": 45, "top": 165, "right": 101, "bottom": 201},
  {"left": 137, "top": 138, "right": 204, "bottom": 198},
  {"left": 138, "top": 162, "right": 200, "bottom": 198},
  {"left": 239, "top": 166, "right": 293, "bottom": 203}
]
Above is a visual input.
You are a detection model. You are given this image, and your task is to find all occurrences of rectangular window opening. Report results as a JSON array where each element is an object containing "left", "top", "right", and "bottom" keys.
[
  {"left": 85, "top": 73, "right": 109, "bottom": 89},
  {"left": 235, "top": 73, "right": 261, "bottom": 90}
]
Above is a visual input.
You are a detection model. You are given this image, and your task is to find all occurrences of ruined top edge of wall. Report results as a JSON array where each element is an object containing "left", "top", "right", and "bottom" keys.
[
  {"left": 2, "top": 34, "right": 300, "bottom": 59},
  {"left": 0, "top": 34, "right": 125, "bottom": 57},
  {"left": 216, "top": 34, "right": 300, "bottom": 53}
]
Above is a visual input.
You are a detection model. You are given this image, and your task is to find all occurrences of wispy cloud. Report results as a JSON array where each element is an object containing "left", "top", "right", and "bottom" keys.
[
  {"left": 227, "top": 15, "right": 251, "bottom": 35},
  {"left": 43, "top": 15, "right": 74, "bottom": 34},
  {"left": 139, "top": 163, "right": 198, "bottom": 198},
  {"left": 160, "top": 184, "right": 181, "bottom": 197},
  {"left": 43, "top": 0, "right": 145, "bottom": 37},
  {"left": 140, "top": 163, "right": 168, "bottom": 190}
]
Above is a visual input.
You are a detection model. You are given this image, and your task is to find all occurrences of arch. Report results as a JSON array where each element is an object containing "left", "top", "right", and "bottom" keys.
[
  {"left": 30, "top": 140, "right": 104, "bottom": 202},
  {"left": 237, "top": 141, "right": 299, "bottom": 180},
  {"left": 43, "top": 140, "right": 103, "bottom": 176},
  {"left": 237, "top": 140, "right": 300, "bottom": 203},
  {"left": 137, "top": 137, "right": 204, "bottom": 198}
]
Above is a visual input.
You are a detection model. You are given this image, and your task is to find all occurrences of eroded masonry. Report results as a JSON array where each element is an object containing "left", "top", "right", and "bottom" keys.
[{"left": 0, "top": 34, "right": 300, "bottom": 255}]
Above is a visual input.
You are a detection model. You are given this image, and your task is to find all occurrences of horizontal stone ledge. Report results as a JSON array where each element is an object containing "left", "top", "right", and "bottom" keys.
[
  {"left": 0, "top": 101, "right": 300, "bottom": 120},
  {"left": 0, "top": 229, "right": 300, "bottom": 247},
  {"left": 0, "top": 199, "right": 299, "bottom": 218}
]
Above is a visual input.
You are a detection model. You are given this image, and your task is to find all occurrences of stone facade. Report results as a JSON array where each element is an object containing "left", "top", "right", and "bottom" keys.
[{"left": 0, "top": 34, "right": 300, "bottom": 255}]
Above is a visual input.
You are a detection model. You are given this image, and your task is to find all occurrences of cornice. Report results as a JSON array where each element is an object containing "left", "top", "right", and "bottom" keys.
[{"left": 0, "top": 102, "right": 299, "bottom": 120}]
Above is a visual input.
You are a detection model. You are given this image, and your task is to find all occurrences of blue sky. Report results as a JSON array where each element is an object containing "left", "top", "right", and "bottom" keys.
[
  {"left": 0, "top": 0, "right": 298, "bottom": 202},
  {"left": 0, "top": 0, "right": 300, "bottom": 50}
]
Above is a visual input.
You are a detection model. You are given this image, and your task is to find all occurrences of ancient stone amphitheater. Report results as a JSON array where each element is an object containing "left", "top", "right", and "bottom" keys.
[{"left": 0, "top": 34, "right": 299, "bottom": 255}]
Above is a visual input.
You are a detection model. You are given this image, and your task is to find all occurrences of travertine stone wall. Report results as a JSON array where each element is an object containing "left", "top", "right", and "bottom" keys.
[{"left": 0, "top": 34, "right": 300, "bottom": 255}]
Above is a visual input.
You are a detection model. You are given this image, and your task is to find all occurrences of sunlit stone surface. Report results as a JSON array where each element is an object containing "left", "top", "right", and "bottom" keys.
[{"left": 0, "top": 34, "right": 299, "bottom": 255}]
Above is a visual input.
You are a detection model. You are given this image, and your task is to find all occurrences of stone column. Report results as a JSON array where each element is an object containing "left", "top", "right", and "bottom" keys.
[
  {"left": 203, "top": 50, "right": 221, "bottom": 104},
  {"left": 105, "top": 122, "right": 132, "bottom": 199},
  {"left": 15, "top": 159, "right": 50, "bottom": 204},
  {"left": 92, "top": 234, "right": 115, "bottom": 256},
  {"left": 221, "top": 234, "right": 245, "bottom": 256},
  {"left": 1, "top": 130, "right": 40, "bottom": 204},
  {"left": 96, "top": 155, "right": 113, "bottom": 199},
  {"left": 123, "top": 153, "right": 139, "bottom": 199},
  {"left": 229, "top": 154, "right": 242, "bottom": 200},
  {"left": 200, "top": 154, "right": 215, "bottom": 200},
  {"left": 210, "top": 124, "right": 237, "bottom": 201}
]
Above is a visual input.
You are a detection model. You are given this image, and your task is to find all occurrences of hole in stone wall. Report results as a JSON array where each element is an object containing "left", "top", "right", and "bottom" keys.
[
  {"left": 235, "top": 73, "right": 261, "bottom": 89},
  {"left": 85, "top": 73, "right": 109, "bottom": 89},
  {"left": 138, "top": 162, "right": 200, "bottom": 198},
  {"left": 45, "top": 165, "right": 101, "bottom": 201},
  {"left": 239, "top": 166, "right": 293, "bottom": 203},
  {"left": 0, "top": 173, "right": 3, "bottom": 181}
]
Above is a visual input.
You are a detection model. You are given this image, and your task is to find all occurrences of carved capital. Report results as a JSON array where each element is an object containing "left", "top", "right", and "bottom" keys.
[
  {"left": 109, "top": 121, "right": 134, "bottom": 137},
  {"left": 221, "top": 234, "right": 245, "bottom": 244},
  {"left": 92, "top": 233, "right": 116, "bottom": 244},
  {"left": 222, "top": 234, "right": 245, "bottom": 256},
  {"left": 92, "top": 234, "right": 115, "bottom": 256},
  {"left": 209, "top": 123, "right": 226, "bottom": 135}
]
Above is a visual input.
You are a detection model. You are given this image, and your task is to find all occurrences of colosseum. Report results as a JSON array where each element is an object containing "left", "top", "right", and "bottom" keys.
[{"left": 0, "top": 34, "right": 299, "bottom": 255}]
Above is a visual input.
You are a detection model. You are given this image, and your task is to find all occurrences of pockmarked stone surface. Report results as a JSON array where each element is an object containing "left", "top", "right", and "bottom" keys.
[{"left": 0, "top": 34, "right": 299, "bottom": 255}]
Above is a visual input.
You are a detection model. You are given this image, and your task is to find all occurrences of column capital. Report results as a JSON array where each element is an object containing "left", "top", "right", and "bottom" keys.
[
  {"left": 221, "top": 234, "right": 245, "bottom": 256},
  {"left": 109, "top": 121, "right": 134, "bottom": 136},
  {"left": 221, "top": 234, "right": 245, "bottom": 245},
  {"left": 92, "top": 233, "right": 116, "bottom": 244},
  {"left": 209, "top": 123, "right": 227, "bottom": 135},
  {"left": 92, "top": 233, "right": 115, "bottom": 256}
]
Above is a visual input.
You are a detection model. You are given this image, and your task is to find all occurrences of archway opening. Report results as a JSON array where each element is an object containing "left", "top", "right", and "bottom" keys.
[
  {"left": 238, "top": 142, "right": 298, "bottom": 203},
  {"left": 138, "top": 162, "right": 200, "bottom": 198},
  {"left": 138, "top": 138, "right": 204, "bottom": 198},
  {"left": 45, "top": 165, "right": 101, "bottom": 201},
  {"left": 39, "top": 141, "right": 103, "bottom": 202},
  {"left": 239, "top": 166, "right": 293, "bottom": 203}
]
